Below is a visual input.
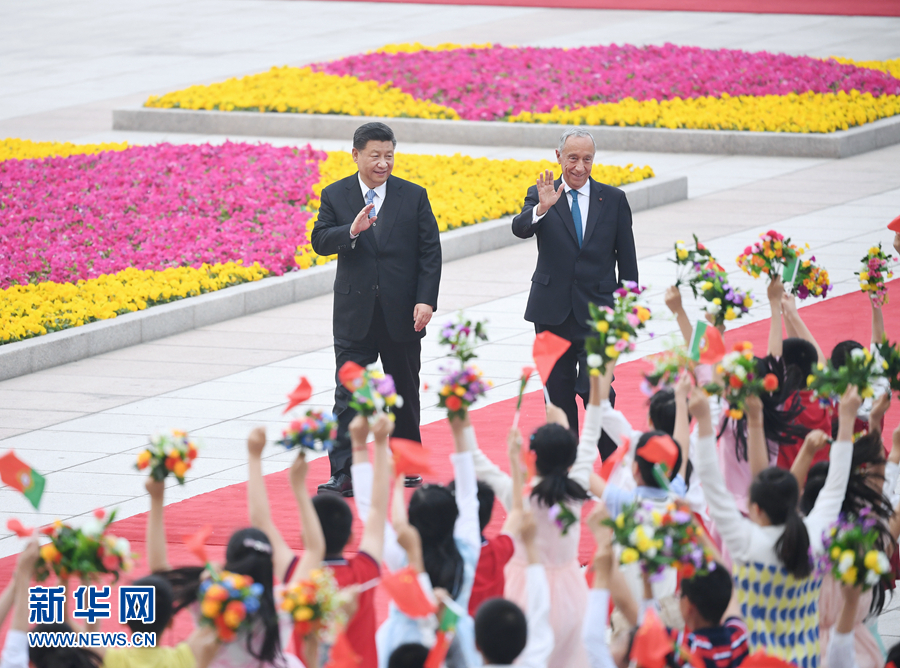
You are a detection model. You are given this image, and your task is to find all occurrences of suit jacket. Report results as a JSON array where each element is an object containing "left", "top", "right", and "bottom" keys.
[
  {"left": 511, "top": 177, "right": 638, "bottom": 329},
  {"left": 310, "top": 173, "right": 442, "bottom": 342}
]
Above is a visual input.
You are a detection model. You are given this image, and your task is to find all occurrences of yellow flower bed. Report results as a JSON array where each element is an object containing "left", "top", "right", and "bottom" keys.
[
  {"left": 294, "top": 151, "right": 655, "bottom": 268},
  {"left": 373, "top": 42, "right": 493, "bottom": 54},
  {"left": 0, "top": 137, "right": 128, "bottom": 161},
  {"left": 830, "top": 57, "right": 900, "bottom": 80},
  {"left": 145, "top": 66, "right": 459, "bottom": 120},
  {"left": 509, "top": 91, "right": 900, "bottom": 133},
  {"left": 1, "top": 263, "right": 267, "bottom": 344}
]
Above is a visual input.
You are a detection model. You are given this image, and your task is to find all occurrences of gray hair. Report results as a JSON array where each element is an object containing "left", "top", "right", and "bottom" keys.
[{"left": 558, "top": 128, "right": 596, "bottom": 153}]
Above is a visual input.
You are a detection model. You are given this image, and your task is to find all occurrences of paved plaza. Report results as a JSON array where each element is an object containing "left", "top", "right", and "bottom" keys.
[{"left": 3, "top": 0, "right": 900, "bottom": 647}]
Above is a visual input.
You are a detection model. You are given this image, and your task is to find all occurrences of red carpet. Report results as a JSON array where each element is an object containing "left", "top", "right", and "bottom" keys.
[
  {"left": 311, "top": 0, "right": 900, "bottom": 17},
  {"left": 2, "top": 281, "right": 900, "bottom": 644}
]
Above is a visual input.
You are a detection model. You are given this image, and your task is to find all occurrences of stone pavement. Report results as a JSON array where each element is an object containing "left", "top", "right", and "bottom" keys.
[{"left": 3, "top": 0, "right": 900, "bottom": 646}]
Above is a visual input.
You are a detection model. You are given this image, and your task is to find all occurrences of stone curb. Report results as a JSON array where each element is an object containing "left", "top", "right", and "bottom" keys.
[
  {"left": 113, "top": 107, "right": 900, "bottom": 158},
  {"left": 0, "top": 175, "right": 687, "bottom": 381}
]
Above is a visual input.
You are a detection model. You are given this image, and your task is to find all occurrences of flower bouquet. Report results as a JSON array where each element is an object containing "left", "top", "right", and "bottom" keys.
[
  {"left": 705, "top": 342, "right": 779, "bottom": 420},
  {"left": 736, "top": 230, "right": 831, "bottom": 300},
  {"left": 341, "top": 364, "right": 403, "bottom": 419},
  {"left": 35, "top": 509, "right": 134, "bottom": 582},
  {"left": 808, "top": 347, "right": 878, "bottom": 401},
  {"left": 198, "top": 570, "right": 264, "bottom": 643},
  {"left": 874, "top": 340, "right": 900, "bottom": 395},
  {"left": 821, "top": 510, "right": 892, "bottom": 590},
  {"left": 135, "top": 429, "right": 198, "bottom": 484},
  {"left": 280, "top": 568, "right": 348, "bottom": 642},
  {"left": 585, "top": 282, "right": 651, "bottom": 374},
  {"left": 691, "top": 264, "right": 754, "bottom": 327},
  {"left": 439, "top": 315, "right": 488, "bottom": 363},
  {"left": 857, "top": 244, "right": 894, "bottom": 308},
  {"left": 278, "top": 411, "right": 338, "bottom": 454},
  {"left": 642, "top": 346, "right": 693, "bottom": 393},
  {"left": 672, "top": 235, "right": 715, "bottom": 286},
  {"left": 604, "top": 499, "right": 715, "bottom": 580},
  {"left": 549, "top": 502, "right": 579, "bottom": 535},
  {"left": 437, "top": 365, "right": 491, "bottom": 419}
]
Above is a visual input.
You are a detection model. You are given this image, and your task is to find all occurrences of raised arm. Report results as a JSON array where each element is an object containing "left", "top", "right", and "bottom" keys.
[
  {"left": 450, "top": 440, "right": 481, "bottom": 553},
  {"left": 287, "top": 451, "right": 326, "bottom": 585},
  {"left": 673, "top": 373, "right": 691, "bottom": 478},
  {"left": 745, "top": 395, "right": 769, "bottom": 480},
  {"left": 310, "top": 187, "right": 372, "bottom": 257},
  {"left": 511, "top": 184, "right": 545, "bottom": 240},
  {"left": 665, "top": 286, "right": 693, "bottom": 344},
  {"left": 501, "top": 427, "right": 526, "bottom": 536},
  {"left": 570, "top": 367, "right": 605, "bottom": 491},
  {"left": 356, "top": 414, "right": 393, "bottom": 563},
  {"left": 10, "top": 538, "right": 39, "bottom": 633},
  {"left": 515, "top": 512, "right": 555, "bottom": 668},
  {"left": 689, "top": 387, "right": 753, "bottom": 559},
  {"left": 246, "top": 427, "right": 294, "bottom": 580},
  {"left": 790, "top": 430, "right": 830, "bottom": 488},
  {"left": 873, "top": 299, "right": 886, "bottom": 344},
  {"left": 145, "top": 477, "right": 170, "bottom": 572},
  {"left": 807, "top": 386, "right": 859, "bottom": 542},
  {"left": 459, "top": 413, "right": 513, "bottom": 510},
  {"left": 782, "top": 293, "right": 825, "bottom": 364},
  {"left": 767, "top": 276, "right": 784, "bottom": 359}
]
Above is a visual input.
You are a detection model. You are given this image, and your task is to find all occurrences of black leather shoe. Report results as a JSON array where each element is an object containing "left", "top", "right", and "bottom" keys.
[
  {"left": 318, "top": 473, "right": 353, "bottom": 497},
  {"left": 404, "top": 475, "right": 423, "bottom": 488}
]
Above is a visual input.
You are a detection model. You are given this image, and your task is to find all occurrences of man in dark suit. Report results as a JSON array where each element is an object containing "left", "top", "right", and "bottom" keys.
[
  {"left": 512, "top": 129, "right": 638, "bottom": 459},
  {"left": 311, "top": 122, "right": 442, "bottom": 495}
]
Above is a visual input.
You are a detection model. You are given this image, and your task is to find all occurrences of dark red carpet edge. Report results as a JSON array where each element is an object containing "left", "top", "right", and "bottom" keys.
[
  {"left": 306, "top": 0, "right": 900, "bottom": 17},
  {"left": 2, "top": 281, "right": 900, "bottom": 644}
]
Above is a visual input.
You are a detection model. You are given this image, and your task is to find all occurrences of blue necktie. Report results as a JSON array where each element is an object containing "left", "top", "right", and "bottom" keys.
[
  {"left": 366, "top": 189, "right": 376, "bottom": 219},
  {"left": 570, "top": 190, "right": 583, "bottom": 248}
]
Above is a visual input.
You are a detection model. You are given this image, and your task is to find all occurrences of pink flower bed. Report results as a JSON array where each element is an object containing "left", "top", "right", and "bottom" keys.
[
  {"left": 315, "top": 44, "right": 900, "bottom": 121},
  {"left": 0, "top": 142, "right": 324, "bottom": 289}
]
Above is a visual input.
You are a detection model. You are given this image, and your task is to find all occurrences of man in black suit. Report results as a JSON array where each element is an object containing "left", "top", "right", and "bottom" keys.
[
  {"left": 311, "top": 122, "right": 442, "bottom": 495},
  {"left": 512, "top": 129, "right": 638, "bottom": 459}
]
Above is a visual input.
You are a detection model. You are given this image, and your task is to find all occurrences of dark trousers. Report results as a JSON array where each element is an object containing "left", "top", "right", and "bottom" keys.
[
  {"left": 535, "top": 311, "right": 618, "bottom": 460},
  {"left": 330, "top": 300, "right": 422, "bottom": 477}
]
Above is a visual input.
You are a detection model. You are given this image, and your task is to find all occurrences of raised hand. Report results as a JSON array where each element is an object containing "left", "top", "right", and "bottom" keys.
[
  {"left": 664, "top": 285, "right": 683, "bottom": 315},
  {"left": 289, "top": 450, "right": 309, "bottom": 490},
  {"left": 350, "top": 203, "right": 377, "bottom": 236},
  {"left": 801, "top": 429, "right": 829, "bottom": 455},
  {"left": 767, "top": 274, "right": 785, "bottom": 306},
  {"left": 247, "top": 426, "right": 266, "bottom": 458},
  {"left": 535, "top": 169, "right": 564, "bottom": 217}
]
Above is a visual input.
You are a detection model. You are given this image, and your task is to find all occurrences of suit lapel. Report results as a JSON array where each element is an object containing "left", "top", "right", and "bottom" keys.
[
  {"left": 345, "top": 173, "right": 376, "bottom": 253},
  {"left": 552, "top": 178, "right": 579, "bottom": 246},
  {"left": 581, "top": 179, "right": 604, "bottom": 248},
  {"left": 374, "top": 176, "right": 404, "bottom": 249}
]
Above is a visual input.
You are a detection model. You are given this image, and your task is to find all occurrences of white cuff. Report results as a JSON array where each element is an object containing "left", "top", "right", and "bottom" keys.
[{"left": 532, "top": 207, "right": 547, "bottom": 224}]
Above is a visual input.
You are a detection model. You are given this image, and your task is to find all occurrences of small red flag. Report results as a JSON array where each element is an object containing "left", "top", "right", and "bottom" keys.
[
  {"left": 184, "top": 524, "right": 213, "bottom": 564},
  {"left": 0, "top": 451, "right": 45, "bottom": 509},
  {"left": 637, "top": 435, "right": 680, "bottom": 474},
  {"left": 283, "top": 377, "right": 313, "bottom": 414},
  {"left": 630, "top": 608, "right": 674, "bottom": 668},
  {"left": 6, "top": 519, "right": 33, "bottom": 538},
  {"left": 338, "top": 361, "right": 366, "bottom": 391},
  {"left": 599, "top": 436, "right": 630, "bottom": 481},
  {"left": 532, "top": 332, "right": 571, "bottom": 386},
  {"left": 888, "top": 214, "right": 900, "bottom": 233},
  {"left": 391, "top": 438, "right": 433, "bottom": 476},
  {"left": 424, "top": 631, "right": 451, "bottom": 668},
  {"left": 381, "top": 566, "right": 437, "bottom": 618},
  {"left": 324, "top": 632, "right": 361, "bottom": 668}
]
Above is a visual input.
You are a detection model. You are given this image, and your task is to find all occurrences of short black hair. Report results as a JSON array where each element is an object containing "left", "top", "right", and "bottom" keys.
[
  {"left": 126, "top": 574, "right": 173, "bottom": 635},
  {"left": 313, "top": 494, "right": 354, "bottom": 556},
  {"left": 353, "top": 122, "right": 396, "bottom": 152},
  {"left": 831, "top": 340, "right": 863, "bottom": 369},
  {"left": 448, "top": 479, "right": 495, "bottom": 532},
  {"left": 886, "top": 639, "right": 900, "bottom": 667},
  {"left": 679, "top": 565, "right": 732, "bottom": 625},
  {"left": 784, "top": 337, "right": 819, "bottom": 378},
  {"left": 635, "top": 431, "right": 682, "bottom": 486},
  {"left": 648, "top": 388, "right": 677, "bottom": 435},
  {"left": 388, "top": 643, "right": 429, "bottom": 668},
  {"left": 475, "top": 598, "right": 527, "bottom": 664}
]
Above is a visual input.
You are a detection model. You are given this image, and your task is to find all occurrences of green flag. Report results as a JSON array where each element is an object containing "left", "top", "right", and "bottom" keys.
[
  {"left": 0, "top": 451, "right": 45, "bottom": 509},
  {"left": 688, "top": 320, "right": 708, "bottom": 362},
  {"left": 782, "top": 256, "right": 800, "bottom": 286}
]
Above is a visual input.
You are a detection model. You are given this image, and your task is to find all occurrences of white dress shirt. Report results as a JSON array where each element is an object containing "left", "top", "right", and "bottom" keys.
[
  {"left": 350, "top": 175, "right": 387, "bottom": 239},
  {"left": 532, "top": 178, "right": 590, "bottom": 238}
]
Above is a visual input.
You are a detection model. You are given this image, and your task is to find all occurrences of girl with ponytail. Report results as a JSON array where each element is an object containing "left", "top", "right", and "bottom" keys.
[
  {"left": 459, "top": 360, "right": 609, "bottom": 668},
  {"left": 691, "top": 384, "right": 860, "bottom": 668}
]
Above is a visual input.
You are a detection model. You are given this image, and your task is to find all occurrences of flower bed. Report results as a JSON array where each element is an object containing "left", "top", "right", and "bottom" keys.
[
  {"left": 0, "top": 140, "right": 652, "bottom": 344},
  {"left": 145, "top": 44, "right": 900, "bottom": 133}
]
